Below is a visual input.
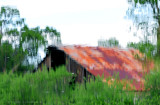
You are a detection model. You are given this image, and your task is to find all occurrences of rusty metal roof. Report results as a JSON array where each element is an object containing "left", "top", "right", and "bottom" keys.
[{"left": 60, "top": 45, "right": 153, "bottom": 91}]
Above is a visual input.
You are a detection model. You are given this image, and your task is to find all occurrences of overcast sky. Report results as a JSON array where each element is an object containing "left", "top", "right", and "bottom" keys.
[{"left": 0, "top": 0, "right": 140, "bottom": 47}]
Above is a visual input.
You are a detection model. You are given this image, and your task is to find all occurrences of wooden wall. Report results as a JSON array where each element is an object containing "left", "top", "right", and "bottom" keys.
[
  {"left": 65, "top": 54, "right": 95, "bottom": 83},
  {"left": 37, "top": 53, "right": 51, "bottom": 71},
  {"left": 37, "top": 47, "right": 95, "bottom": 83}
]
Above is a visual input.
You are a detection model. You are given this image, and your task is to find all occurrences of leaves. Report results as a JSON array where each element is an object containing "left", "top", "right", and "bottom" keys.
[
  {"left": 98, "top": 37, "right": 120, "bottom": 47},
  {"left": 44, "top": 26, "right": 60, "bottom": 37},
  {"left": 0, "top": 6, "right": 22, "bottom": 30},
  {"left": 0, "top": 42, "right": 25, "bottom": 72},
  {"left": 127, "top": 41, "right": 156, "bottom": 58},
  {"left": 21, "top": 25, "right": 46, "bottom": 57},
  {"left": 6, "top": 28, "right": 19, "bottom": 36},
  {"left": 127, "top": 0, "right": 160, "bottom": 56},
  {"left": 128, "top": 0, "right": 158, "bottom": 5},
  {"left": 0, "top": 6, "right": 61, "bottom": 72}
]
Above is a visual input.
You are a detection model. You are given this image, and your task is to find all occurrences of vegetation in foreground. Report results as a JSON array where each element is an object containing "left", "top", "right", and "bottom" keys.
[{"left": 0, "top": 65, "right": 159, "bottom": 105}]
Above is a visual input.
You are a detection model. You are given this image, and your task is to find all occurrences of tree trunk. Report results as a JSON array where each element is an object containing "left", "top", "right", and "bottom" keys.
[
  {"left": 155, "top": 1, "right": 160, "bottom": 56},
  {"left": 0, "top": 26, "right": 2, "bottom": 46},
  {"left": 3, "top": 54, "right": 6, "bottom": 72},
  {"left": 12, "top": 63, "right": 20, "bottom": 72},
  {"left": 157, "top": 20, "right": 160, "bottom": 56}
]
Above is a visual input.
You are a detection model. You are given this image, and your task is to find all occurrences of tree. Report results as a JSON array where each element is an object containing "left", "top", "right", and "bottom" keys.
[
  {"left": 0, "top": 41, "right": 25, "bottom": 72},
  {"left": 127, "top": 0, "right": 160, "bottom": 56},
  {"left": 0, "top": 6, "right": 61, "bottom": 72},
  {"left": 0, "top": 6, "right": 25, "bottom": 72},
  {"left": 43, "top": 26, "right": 61, "bottom": 46},
  {"left": 20, "top": 25, "right": 46, "bottom": 68},
  {"left": 98, "top": 37, "right": 120, "bottom": 47},
  {"left": 0, "top": 6, "right": 24, "bottom": 45}
]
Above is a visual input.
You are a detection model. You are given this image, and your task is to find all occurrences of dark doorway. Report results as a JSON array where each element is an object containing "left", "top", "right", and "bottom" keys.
[{"left": 48, "top": 46, "right": 66, "bottom": 70}]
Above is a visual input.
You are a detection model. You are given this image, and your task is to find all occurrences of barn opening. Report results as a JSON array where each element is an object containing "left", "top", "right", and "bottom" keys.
[{"left": 48, "top": 46, "right": 66, "bottom": 70}]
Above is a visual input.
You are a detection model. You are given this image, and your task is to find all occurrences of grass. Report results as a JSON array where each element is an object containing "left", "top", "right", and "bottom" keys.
[
  {"left": 0, "top": 66, "right": 72, "bottom": 104},
  {"left": 0, "top": 63, "right": 159, "bottom": 105}
]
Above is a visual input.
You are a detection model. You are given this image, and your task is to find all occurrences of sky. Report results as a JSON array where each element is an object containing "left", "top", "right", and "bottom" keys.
[{"left": 0, "top": 0, "right": 140, "bottom": 47}]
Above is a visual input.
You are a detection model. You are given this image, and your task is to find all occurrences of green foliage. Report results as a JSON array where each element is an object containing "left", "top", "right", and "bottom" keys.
[
  {"left": 98, "top": 37, "right": 120, "bottom": 47},
  {"left": 0, "top": 6, "right": 24, "bottom": 34},
  {"left": 21, "top": 25, "right": 46, "bottom": 57},
  {"left": 131, "top": 0, "right": 158, "bottom": 5},
  {"left": 127, "top": 41, "right": 156, "bottom": 58},
  {"left": 0, "top": 42, "right": 13, "bottom": 72},
  {"left": 43, "top": 26, "right": 61, "bottom": 45},
  {"left": 0, "top": 68, "right": 135, "bottom": 105},
  {"left": 0, "top": 34, "right": 2, "bottom": 40},
  {"left": 6, "top": 28, "right": 19, "bottom": 36},
  {"left": 0, "top": 65, "right": 160, "bottom": 104},
  {"left": 44, "top": 26, "right": 60, "bottom": 37},
  {"left": 70, "top": 77, "right": 135, "bottom": 105},
  {"left": 0, "top": 42, "right": 25, "bottom": 72},
  {"left": 127, "top": 0, "right": 160, "bottom": 56},
  {"left": 0, "top": 66, "right": 72, "bottom": 104},
  {"left": 0, "top": 6, "right": 61, "bottom": 72},
  {"left": 142, "top": 59, "right": 160, "bottom": 105}
]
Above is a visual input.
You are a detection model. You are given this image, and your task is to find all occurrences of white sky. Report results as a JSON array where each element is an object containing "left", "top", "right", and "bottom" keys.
[{"left": 0, "top": 0, "right": 140, "bottom": 47}]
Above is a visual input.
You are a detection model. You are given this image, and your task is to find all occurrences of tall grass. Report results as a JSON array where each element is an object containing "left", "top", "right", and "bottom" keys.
[
  {"left": 140, "top": 59, "right": 160, "bottom": 105},
  {"left": 70, "top": 77, "right": 135, "bottom": 105},
  {"left": 0, "top": 66, "right": 72, "bottom": 104},
  {"left": 0, "top": 65, "right": 159, "bottom": 105}
]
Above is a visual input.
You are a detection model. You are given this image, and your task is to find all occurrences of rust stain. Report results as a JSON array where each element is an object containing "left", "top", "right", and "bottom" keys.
[{"left": 60, "top": 45, "right": 153, "bottom": 91}]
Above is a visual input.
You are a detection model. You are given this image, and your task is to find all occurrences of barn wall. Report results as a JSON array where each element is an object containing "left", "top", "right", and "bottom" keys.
[
  {"left": 46, "top": 54, "right": 51, "bottom": 69},
  {"left": 37, "top": 54, "right": 51, "bottom": 71},
  {"left": 37, "top": 46, "right": 95, "bottom": 83},
  {"left": 65, "top": 54, "right": 95, "bottom": 83}
]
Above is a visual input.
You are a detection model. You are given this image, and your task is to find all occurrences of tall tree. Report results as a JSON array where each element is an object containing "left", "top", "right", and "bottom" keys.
[
  {"left": 0, "top": 6, "right": 61, "bottom": 72},
  {"left": 0, "top": 6, "right": 25, "bottom": 72},
  {"left": 127, "top": 0, "right": 160, "bottom": 56}
]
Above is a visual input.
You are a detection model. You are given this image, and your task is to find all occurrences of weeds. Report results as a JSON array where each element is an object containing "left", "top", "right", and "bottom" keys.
[{"left": 0, "top": 65, "right": 159, "bottom": 104}]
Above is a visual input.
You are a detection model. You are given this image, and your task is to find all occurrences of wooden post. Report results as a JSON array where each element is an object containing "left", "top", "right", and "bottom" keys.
[
  {"left": 68, "top": 55, "right": 71, "bottom": 72},
  {"left": 48, "top": 53, "right": 51, "bottom": 69}
]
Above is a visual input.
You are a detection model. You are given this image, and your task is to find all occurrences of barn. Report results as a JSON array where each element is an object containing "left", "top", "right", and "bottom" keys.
[{"left": 38, "top": 45, "right": 153, "bottom": 91}]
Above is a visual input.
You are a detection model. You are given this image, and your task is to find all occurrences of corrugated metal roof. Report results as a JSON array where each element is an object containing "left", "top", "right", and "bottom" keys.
[{"left": 60, "top": 45, "right": 153, "bottom": 91}]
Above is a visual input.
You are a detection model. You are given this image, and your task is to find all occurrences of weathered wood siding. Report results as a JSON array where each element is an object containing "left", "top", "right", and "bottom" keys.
[
  {"left": 37, "top": 46, "right": 95, "bottom": 83},
  {"left": 37, "top": 54, "right": 51, "bottom": 71},
  {"left": 65, "top": 54, "right": 95, "bottom": 83}
]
